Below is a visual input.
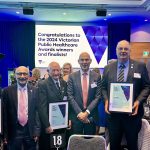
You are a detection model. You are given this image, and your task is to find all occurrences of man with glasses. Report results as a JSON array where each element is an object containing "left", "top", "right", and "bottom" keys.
[
  {"left": 102, "top": 40, "right": 150, "bottom": 150},
  {"left": 2, "top": 66, "right": 40, "bottom": 150}
]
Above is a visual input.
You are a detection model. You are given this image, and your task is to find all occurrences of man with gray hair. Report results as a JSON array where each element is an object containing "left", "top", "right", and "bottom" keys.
[
  {"left": 2, "top": 66, "right": 40, "bottom": 150},
  {"left": 38, "top": 62, "right": 68, "bottom": 150},
  {"left": 102, "top": 40, "right": 150, "bottom": 150}
]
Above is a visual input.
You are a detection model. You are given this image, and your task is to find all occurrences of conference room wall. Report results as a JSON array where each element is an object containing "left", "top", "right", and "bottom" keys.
[{"left": 0, "top": 22, "right": 130, "bottom": 87}]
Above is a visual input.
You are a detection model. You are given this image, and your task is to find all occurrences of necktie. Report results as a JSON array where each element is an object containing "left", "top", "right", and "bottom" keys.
[
  {"left": 56, "top": 81, "right": 60, "bottom": 91},
  {"left": 118, "top": 64, "right": 125, "bottom": 82},
  {"left": 82, "top": 73, "right": 88, "bottom": 109},
  {"left": 18, "top": 89, "right": 28, "bottom": 126}
]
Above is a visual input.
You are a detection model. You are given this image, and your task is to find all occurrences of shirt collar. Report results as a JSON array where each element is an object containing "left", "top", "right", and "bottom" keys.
[
  {"left": 52, "top": 78, "right": 60, "bottom": 84},
  {"left": 17, "top": 84, "right": 27, "bottom": 91},
  {"left": 118, "top": 59, "right": 129, "bottom": 68},
  {"left": 80, "top": 69, "right": 90, "bottom": 76}
]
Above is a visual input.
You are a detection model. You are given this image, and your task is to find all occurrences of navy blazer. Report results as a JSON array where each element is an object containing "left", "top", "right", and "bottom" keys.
[
  {"left": 38, "top": 76, "right": 67, "bottom": 129},
  {"left": 67, "top": 70, "right": 101, "bottom": 121},
  {"left": 2, "top": 84, "right": 40, "bottom": 139}
]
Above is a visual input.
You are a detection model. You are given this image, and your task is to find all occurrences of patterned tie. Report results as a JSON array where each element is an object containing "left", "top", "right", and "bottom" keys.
[
  {"left": 82, "top": 73, "right": 88, "bottom": 109},
  {"left": 56, "top": 81, "right": 60, "bottom": 91},
  {"left": 18, "top": 88, "right": 28, "bottom": 126},
  {"left": 118, "top": 64, "right": 125, "bottom": 82}
]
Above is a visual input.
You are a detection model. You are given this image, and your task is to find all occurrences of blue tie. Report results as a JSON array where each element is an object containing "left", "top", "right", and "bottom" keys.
[{"left": 118, "top": 64, "right": 125, "bottom": 82}]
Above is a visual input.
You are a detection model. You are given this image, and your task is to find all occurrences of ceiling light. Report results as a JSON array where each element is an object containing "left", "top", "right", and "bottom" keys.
[
  {"left": 96, "top": 9, "right": 107, "bottom": 16},
  {"left": 108, "top": 13, "right": 111, "bottom": 16},
  {"left": 23, "top": 7, "right": 34, "bottom": 15},
  {"left": 63, "top": 12, "right": 67, "bottom": 15},
  {"left": 144, "top": 19, "right": 148, "bottom": 22},
  {"left": 16, "top": 11, "right": 20, "bottom": 14}
]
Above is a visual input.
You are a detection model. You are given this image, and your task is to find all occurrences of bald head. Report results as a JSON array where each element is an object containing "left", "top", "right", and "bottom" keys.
[
  {"left": 79, "top": 52, "right": 91, "bottom": 60},
  {"left": 15, "top": 66, "right": 29, "bottom": 75},
  {"left": 116, "top": 40, "right": 130, "bottom": 49},
  {"left": 78, "top": 52, "right": 92, "bottom": 72},
  {"left": 15, "top": 66, "right": 29, "bottom": 87},
  {"left": 116, "top": 40, "right": 131, "bottom": 63},
  {"left": 48, "top": 62, "right": 61, "bottom": 80}
]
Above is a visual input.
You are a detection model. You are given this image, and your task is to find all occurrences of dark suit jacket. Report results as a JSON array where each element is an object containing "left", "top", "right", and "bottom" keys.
[
  {"left": 67, "top": 70, "right": 101, "bottom": 122},
  {"left": 102, "top": 59, "right": 150, "bottom": 117},
  {"left": 38, "top": 76, "right": 67, "bottom": 129},
  {"left": 2, "top": 84, "right": 40, "bottom": 140}
]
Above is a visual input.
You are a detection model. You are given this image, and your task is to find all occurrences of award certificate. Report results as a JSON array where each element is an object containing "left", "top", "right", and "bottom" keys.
[
  {"left": 109, "top": 83, "right": 133, "bottom": 113},
  {"left": 49, "top": 101, "right": 68, "bottom": 129}
]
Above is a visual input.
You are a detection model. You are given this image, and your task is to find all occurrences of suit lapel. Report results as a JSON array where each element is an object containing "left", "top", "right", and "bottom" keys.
[
  {"left": 48, "top": 77, "right": 62, "bottom": 99},
  {"left": 76, "top": 71, "right": 83, "bottom": 99},
  {"left": 13, "top": 84, "right": 18, "bottom": 110},
  {"left": 59, "top": 80, "right": 65, "bottom": 99},
  {"left": 27, "top": 84, "right": 32, "bottom": 113},
  {"left": 112, "top": 61, "right": 118, "bottom": 82},
  {"left": 127, "top": 59, "right": 135, "bottom": 82},
  {"left": 88, "top": 71, "right": 94, "bottom": 96}
]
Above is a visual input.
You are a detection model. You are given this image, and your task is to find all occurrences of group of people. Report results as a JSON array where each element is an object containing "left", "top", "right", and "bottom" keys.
[{"left": 1, "top": 40, "right": 150, "bottom": 150}]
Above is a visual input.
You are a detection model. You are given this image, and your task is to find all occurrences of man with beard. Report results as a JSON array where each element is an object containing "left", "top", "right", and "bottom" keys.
[
  {"left": 102, "top": 40, "right": 150, "bottom": 150},
  {"left": 67, "top": 52, "right": 101, "bottom": 135},
  {"left": 2, "top": 66, "right": 40, "bottom": 150}
]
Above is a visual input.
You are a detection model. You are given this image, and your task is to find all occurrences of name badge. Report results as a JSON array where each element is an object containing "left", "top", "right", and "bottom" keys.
[
  {"left": 63, "top": 96, "right": 67, "bottom": 101},
  {"left": 134, "top": 73, "right": 141, "bottom": 78},
  {"left": 91, "top": 82, "right": 97, "bottom": 88}
]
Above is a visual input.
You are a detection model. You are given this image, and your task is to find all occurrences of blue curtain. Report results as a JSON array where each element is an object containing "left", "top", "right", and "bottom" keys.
[
  {"left": 108, "top": 23, "right": 130, "bottom": 60},
  {"left": 0, "top": 21, "right": 35, "bottom": 87}
]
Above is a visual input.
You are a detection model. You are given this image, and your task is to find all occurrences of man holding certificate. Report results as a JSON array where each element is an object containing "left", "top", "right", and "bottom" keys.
[
  {"left": 102, "top": 40, "right": 150, "bottom": 150},
  {"left": 68, "top": 52, "right": 101, "bottom": 135},
  {"left": 38, "top": 61, "right": 68, "bottom": 150}
]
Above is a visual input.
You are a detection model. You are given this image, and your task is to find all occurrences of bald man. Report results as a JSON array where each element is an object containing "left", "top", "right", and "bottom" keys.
[
  {"left": 38, "top": 62, "right": 67, "bottom": 150},
  {"left": 67, "top": 52, "right": 101, "bottom": 135},
  {"left": 2, "top": 66, "right": 40, "bottom": 150},
  {"left": 102, "top": 40, "right": 150, "bottom": 150}
]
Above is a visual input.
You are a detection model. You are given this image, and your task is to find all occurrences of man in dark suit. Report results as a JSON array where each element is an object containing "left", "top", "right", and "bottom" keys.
[
  {"left": 38, "top": 61, "right": 67, "bottom": 150},
  {"left": 67, "top": 52, "right": 101, "bottom": 135},
  {"left": 2, "top": 66, "right": 40, "bottom": 150},
  {"left": 102, "top": 40, "right": 150, "bottom": 150}
]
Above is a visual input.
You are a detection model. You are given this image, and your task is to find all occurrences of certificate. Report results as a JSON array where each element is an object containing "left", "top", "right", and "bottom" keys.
[
  {"left": 49, "top": 101, "right": 68, "bottom": 130},
  {"left": 109, "top": 83, "right": 133, "bottom": 113}
]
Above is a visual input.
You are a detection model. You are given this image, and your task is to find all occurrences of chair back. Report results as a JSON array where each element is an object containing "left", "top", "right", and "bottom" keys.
[{"left": 67, "top": 134, "right": 106, "bottom": 150}]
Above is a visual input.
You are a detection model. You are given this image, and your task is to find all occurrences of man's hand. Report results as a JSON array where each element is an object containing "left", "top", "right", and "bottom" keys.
[
  {"left": 3, "top": 138, "right": 7, "bottom": 145},
  {"left": 45, "top": 126, "right": 53, "bottom": 134},
  {"left": 77, "top": 111, "right": 89, "bottom": 122},
  {"left": 33, "top": 136, "right": 39, "bottom": 142},
  {"left": 82, "top": 118, "right": 90, "bottom": 124},
  {"left": 105, "top": 100, "right": 110, "bottom": 114},
  {"left": 132, "top": 100, "right": 140, "bottom": 116},
  {"left": 67, "top": 120, "right": 72, "bottom": 130}
]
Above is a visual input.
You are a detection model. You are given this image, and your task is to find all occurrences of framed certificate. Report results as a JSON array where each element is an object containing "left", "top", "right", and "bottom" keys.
[
  {"left": 49, "top": 101, "right": 68, "bottom": 130},
  {"left": 109, "top": 83, "right": 133, "bottom": 113}
]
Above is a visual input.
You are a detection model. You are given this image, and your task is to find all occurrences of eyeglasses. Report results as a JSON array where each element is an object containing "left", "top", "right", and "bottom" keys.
[
  {"left": 16, "top": 72, "right": 28, "bottom": 76},
  {"left": 117, "top": 47, "right": 129, "bottom": 51}
]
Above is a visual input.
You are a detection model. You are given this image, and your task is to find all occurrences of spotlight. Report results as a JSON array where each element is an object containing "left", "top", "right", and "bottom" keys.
[
  {"left": 23, "top": 7, "right": 34, "bottom": 15},
  {"left": 96, "top": 9, "right": 107, "bottom": 16}
]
